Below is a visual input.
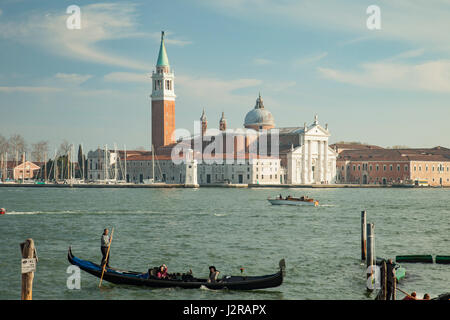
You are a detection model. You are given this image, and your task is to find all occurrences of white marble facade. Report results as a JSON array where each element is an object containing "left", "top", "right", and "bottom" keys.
[{"left": 286, "top": 117, "right": 337, "bottom": 184}]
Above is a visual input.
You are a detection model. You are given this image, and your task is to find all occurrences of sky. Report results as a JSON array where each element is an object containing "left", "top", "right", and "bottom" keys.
[{"left": 0, "top": 0, "right": 449, "bottom": 154}]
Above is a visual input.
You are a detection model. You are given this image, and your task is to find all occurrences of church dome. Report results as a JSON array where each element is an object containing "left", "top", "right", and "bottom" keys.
[{"left": 244, "top": 94, "right": 275, "bottom": 130}]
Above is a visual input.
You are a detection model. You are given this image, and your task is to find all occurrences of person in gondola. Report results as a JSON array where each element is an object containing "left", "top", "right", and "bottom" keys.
[
  {"left": 100, "top": 228, "right": 111, "bottom": 267},
  {"left": 402, "top": 291, "right": 417, "bottom": 300},
  {"left": 423, "top": 293, "right": 430, "bottom": 300},
  {"left": 157, "top": 264, "right": 168, "bottom": 279},
  {"left": 207, "top": 266, "right": 220, "bottom": 283}
]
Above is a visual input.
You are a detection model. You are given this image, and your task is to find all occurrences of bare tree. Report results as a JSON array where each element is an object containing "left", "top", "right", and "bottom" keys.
[
  {"left": 8, "top": 134, "right": 27, "bottom": 161},
  {"left": 0, "top": 135, "right": 9, "bottom": 156},
  {"left": 31, "top": 141, "right": 49, "bottom": 162},
  {"left": 59, "top": 140, "right": 71, "bottom": 155}
]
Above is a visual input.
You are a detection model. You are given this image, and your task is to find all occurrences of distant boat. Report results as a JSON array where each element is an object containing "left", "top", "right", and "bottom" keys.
[{"left": 268, "top": 195, "right": 319, "bottom": 207}]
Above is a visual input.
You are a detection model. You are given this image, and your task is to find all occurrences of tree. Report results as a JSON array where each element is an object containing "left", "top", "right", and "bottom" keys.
[
  {"left": 0, "top": 135, "right": 9, "bottom": 156},
  {"left": 77, "top": 144, "right": 87, "bottom": 179},
  {"left": 59, "top": 140, "right": 71, "bottom": 155},
  {"left": 31, "top": 141, "right": 49, "bottom": 163},
  {"left": 8, "top": 134, "right": 27, "bottom": 161}
]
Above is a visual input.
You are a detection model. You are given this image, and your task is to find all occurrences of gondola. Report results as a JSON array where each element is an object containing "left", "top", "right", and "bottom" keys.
[{"left": 68, "top": 247, "right": 285, "bottom": 290}]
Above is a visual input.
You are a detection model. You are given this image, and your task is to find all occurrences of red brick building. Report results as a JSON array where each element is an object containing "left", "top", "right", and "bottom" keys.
[{"left": 335, "top": 146, "right": 450, "bottom": 186}]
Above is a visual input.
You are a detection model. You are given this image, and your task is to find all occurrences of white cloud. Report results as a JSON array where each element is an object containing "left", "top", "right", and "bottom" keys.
[
  {"left": 252, "top": 58, "right": 273, "bottom": 65},
  {"left": 103, "top": 72, "right": 149, "bottom": 83},
  {"left": 318, "top": 59, "right": 450, "bottom": 93},
  {"left": 385, "top": 48, "right": 425, "bottom": 62},
  {"left": 293, "top": 52, "right": 328, "bottom": 67},
  {"left": 201, "top": 0, "right": 450, "bottom": 53},
  {"left": 0, "top": 86, "right": 63, "bottom": 93},
  {"left": 177, "top": 75, "right": 261, "bottom": 96},
  {"left": 0, "top": 3, "right": 190, "bottom": 71},
  {"left": 54, "top": 73, "right": 92, "bottom": 85},
  {"left": 176, "top": 75, "right": 262, "bottom": 108}
]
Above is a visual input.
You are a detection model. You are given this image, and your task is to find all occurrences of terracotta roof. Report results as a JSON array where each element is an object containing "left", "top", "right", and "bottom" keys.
[
  {"left": 330, "top": 143, "right": 384, "bottom": 151},
  {"left": 3, "top": 160, "right": 42, "bottom": 169},
  {"left": 338, "top": 147, "right": 450, "bottom": 162},
  {"left": 124, "top": 152, "right": 279, "bottom": 162}
]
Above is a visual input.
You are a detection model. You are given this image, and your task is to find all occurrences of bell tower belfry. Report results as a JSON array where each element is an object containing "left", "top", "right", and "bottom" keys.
[{"left": 151, "top": 31, "right": 176, "bottom": 152}]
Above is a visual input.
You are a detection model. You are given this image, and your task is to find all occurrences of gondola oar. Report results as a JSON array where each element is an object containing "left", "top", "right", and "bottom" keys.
[{"left": 99, "top": 227, "right": 114, "bottom": 288}]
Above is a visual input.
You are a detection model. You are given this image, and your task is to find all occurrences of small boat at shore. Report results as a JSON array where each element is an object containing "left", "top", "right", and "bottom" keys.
[
  {"left": 68, "top": 247, "right": 285, "bottom": 290},
  {"left": 268, "top": 195, "right": 319, "bottom": 207}
]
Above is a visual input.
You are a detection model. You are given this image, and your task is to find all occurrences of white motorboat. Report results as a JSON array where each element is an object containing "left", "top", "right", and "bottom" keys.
[{"left": 268, "top": 196, "right": 319, "bottom": 207}]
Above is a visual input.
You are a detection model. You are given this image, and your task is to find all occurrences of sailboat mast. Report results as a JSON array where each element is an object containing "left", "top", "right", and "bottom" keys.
[
  {"left": 104, "top": 144, "right": 108, "bottom": 182},
  {"left": 114, "top": 143, "right": 118, "bottom": 183},
  {"left": 44, "top": 151, "right": 47, "bottom": 182},
  {"left": 22, "top": 152, "right": 25, "bottom": 183},
  {"left": 124, "top": 145, "right": 127, "bottom": 183}
]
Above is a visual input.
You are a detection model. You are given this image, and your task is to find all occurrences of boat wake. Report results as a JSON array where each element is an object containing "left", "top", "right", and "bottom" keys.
[
  {"left": 5, "top": 211, "right": 42, "bottom": 215},
  {"left": 214, "top": 213, "right": 228, "bottom": 217}
]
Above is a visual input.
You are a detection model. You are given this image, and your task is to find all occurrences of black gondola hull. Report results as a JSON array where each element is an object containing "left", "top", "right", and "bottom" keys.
[{"left": 68, "top": 247, "right": 284, "bottom": 290}]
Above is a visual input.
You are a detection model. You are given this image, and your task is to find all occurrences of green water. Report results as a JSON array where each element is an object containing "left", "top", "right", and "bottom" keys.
[{"left": 0, "top": 187, "right": 449, "bottom": 300}]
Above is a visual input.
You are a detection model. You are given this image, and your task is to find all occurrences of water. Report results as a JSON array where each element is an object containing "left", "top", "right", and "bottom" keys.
[{"left": 0, "top": 187, "right": 449, "bottom": 300}]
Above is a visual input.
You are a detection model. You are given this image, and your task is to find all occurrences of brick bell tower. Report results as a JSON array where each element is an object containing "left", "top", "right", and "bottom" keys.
[{"left": 151, "top": 31, "right": 176, "bottom": 153}]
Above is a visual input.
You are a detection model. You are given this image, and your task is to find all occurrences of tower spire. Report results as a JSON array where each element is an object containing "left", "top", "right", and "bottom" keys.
[{"left": 157, "top": 31, "right": 170, "bottom": 67}]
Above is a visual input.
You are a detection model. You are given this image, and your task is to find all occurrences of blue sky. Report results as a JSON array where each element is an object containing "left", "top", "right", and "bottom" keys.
[{"left": 1, "top": 0, "right": 449, "bottom": 153}]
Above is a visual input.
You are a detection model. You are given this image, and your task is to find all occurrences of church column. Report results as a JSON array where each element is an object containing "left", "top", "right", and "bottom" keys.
[
  {"left": 324, "top": 140, "right": 328, "bottom": 183},
  {"left": 301, "top": 137, "right": 307, "bottom": 184},
  {"left": 318, "top": 140, "right": 322, "bottom": 183},
  {"left": 308, "top": 140, "right": 312, "bottom": 183}
]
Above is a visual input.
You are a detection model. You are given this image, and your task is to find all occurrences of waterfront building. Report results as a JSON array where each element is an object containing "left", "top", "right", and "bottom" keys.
[
  {"left": 86, "top": 148, "right": 120, "bottom": 182},
  {"left": 336, "top": 146, "right": 450, "bottom": 186},
  {"left": 10, "top": 160, "right": 41, "bottom": 180}
]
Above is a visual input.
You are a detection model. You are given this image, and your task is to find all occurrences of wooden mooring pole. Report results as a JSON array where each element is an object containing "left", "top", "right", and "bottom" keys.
[
  {"left": 366, "top": 223, "right": 375, "bottom": 268},
  {"left": 366, "top": 223, "right": 375, "bottom": 292},
  {"left": 361, "top": 210, "right": 367, "bottom": 261},
  {"left": 20, "top": 238, "right": 36, "bottom": 300}
]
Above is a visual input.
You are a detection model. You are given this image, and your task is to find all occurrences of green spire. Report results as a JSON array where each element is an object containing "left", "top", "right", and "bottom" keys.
[{"left": 156, "top": 31, "right": 170, "bottom": 67}]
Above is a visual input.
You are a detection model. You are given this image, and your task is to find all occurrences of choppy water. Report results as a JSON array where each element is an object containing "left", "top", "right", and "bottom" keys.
[{"left": 0, "top": 187, "right": 449, "bottom": 300}]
